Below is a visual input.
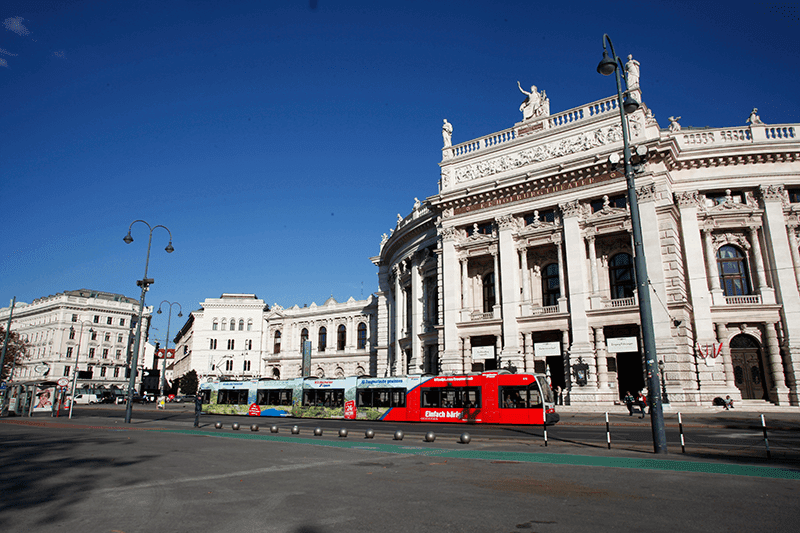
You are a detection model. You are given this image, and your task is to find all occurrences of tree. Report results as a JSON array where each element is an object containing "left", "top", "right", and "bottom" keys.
[
  {"left": 0, "top": 326, "right": 28, "bottom": 383},
  {"left": 179, "top": 369, "right": 198, "bottom": 395}
]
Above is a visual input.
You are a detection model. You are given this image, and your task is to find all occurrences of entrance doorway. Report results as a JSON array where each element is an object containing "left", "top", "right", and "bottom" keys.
[
  {"left": 616, "top": 351, "right": 645, "bottom": 399},
  {"left": 730, "top": 334, "right": 768, "bottom": 400},
  {"left": 470, "top": 335, "right": 497, "bottom": 372}
]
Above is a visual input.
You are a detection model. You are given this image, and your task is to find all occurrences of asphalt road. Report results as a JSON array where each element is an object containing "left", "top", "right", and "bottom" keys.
[{"left": 2, "top": 405, "right": 799, "bottom": 532}]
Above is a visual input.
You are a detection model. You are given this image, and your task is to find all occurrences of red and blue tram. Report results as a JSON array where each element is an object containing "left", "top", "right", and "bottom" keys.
[{"left": 198, "top": 371, "right": 559, "bottom": 425}]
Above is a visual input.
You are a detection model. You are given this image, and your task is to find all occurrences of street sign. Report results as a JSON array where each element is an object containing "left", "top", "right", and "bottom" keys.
[{"left": 57, "top": 377, "right": 70, "bottom": 387}]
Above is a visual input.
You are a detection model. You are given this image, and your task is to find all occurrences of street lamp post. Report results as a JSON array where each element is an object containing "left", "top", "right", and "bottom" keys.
[
  {"left": 597, "top": 34, "right": 667, "bottom": 454},
  {"left": 123, "top": 220, "right": 174, "bottom": 423},
  {"left": 156, "top": 301, "right": 182, "bottom": 404},
  {"left": 68, "top": 321, "right": 94, "bottom": 419},
  {"left": 658, "top": 360, "right": 670, "bottom": 404}
]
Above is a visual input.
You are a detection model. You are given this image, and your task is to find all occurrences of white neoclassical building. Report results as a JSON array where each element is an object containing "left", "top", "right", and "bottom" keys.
[
  {"left": 168, "top": 56, "right": 799, "bottom": 408},
  {"left": 172, "top": 293, "right": 378, "bottom": 385},
  {"left": 373, "top": 57, "right": 800, "bottom": 407},
  {"left": 0, "top": 289, "right": 151, "bottom": 394}
]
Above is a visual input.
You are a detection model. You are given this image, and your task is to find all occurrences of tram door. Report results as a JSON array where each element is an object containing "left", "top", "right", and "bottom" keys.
[{"left": 730, "top": 335, "right": 767, "bottom": 400}]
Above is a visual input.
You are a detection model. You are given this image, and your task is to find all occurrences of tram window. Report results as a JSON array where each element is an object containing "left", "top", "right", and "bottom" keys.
[
  {"left": 421, "top": 387, "right": 480, "bottom": 408},
  {"left": 303, "top": 388, "right": 345, "bottom": 407},
  {"left": 500, "top": 385, "right": 543, "bottom": 408},
  {"left": 218, "top": 389, "right": 248, "bottom": 405},
  {"left": 357, "top": 388, "right": 406, "bottom": 408},
  {"left": 257, "top": 389, "right": 293, "bottom": 405}
]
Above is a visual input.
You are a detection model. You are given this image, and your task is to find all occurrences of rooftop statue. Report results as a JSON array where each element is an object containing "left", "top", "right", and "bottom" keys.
[
  {"left": 625, "top": 54, "right": 640, "bottom": 90},
  {"left": 517, "top": 81, "right": 549, "bottom": 121},
  {"left": 442, "top": 119, "right": 453, "bottom": 148},
  {"left": 668, "top": 116, "right": 681, "bottom": 132},
  {"left": 747, "top": 108, "right": 764, "bottom": 125}
]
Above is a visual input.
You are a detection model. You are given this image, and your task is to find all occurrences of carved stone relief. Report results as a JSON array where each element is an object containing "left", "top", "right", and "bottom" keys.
[{"left": 712, "top": 232, "right": 751, "bottom": 252}]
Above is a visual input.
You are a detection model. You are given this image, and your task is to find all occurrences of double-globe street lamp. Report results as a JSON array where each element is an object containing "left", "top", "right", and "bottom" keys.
[
  {"left": 122, "top": 220, "right": 174, "bottom": 424},
  {"left": 596, "top": 34, "right": 667, "bottom": 454},
  {"left": 156, "top": 301, "right": 182, "bottom": 404},
  {"left": 68, "top": 321, "right": 94, "bottom": 419}
]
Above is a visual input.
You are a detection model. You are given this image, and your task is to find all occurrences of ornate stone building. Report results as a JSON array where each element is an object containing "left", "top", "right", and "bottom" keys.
[
  {"left": 373, "top": 57, "right": 800, "bottom": 406},
  {"left": 0, "top": 289, "right": 151, "bottom": 394}
]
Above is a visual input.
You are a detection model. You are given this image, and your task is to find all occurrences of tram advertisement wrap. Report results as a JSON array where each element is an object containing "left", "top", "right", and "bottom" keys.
[{"left": 344, "top": 400, "right": 356, "bottom": 419}]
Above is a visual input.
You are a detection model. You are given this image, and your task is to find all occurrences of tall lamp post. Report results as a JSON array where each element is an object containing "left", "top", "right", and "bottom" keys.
[
  {"left": 68, "top": 321, "right": 94, "bottom": 419},
  {"left": 123, "top": 220, "right": 174, "bottom": 423},
  {"left": 597, "top": 34, "right": 667, "bottom": 454},
  {"left": 156, "top": 301, "right": 182, "bottom": 403}
]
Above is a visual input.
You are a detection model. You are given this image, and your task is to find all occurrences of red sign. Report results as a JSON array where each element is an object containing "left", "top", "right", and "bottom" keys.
[
  {"left": 156, "top": 349, "right": 176, "bottom": 359},
  {"left": 248, "top": 403, "right": 261, "bottom": 416},
  {"left": 344, "top": 400, "right": 356, "bottom": 420}
]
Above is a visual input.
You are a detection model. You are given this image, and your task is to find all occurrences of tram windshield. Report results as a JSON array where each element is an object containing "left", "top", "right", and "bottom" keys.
[{"left": 536, "top": 375, "right": 554, "bottom": 404}]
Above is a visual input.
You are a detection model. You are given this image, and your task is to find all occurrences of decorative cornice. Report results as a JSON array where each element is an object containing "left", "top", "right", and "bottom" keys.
[
  {"left": 760, "top": 184, "right": 786, "bottom": 204},
  {"left": 451, "top": 124, "right": 622, "bottom": 184},
  {"left": 636, "top": 183, "right": 657, "bottom": 203},
  {"left": 675, "top": 190, "right": 701, "bottom": 208},
  {"left": 560, "top": 199, "right": 583, "bottom": 219}
]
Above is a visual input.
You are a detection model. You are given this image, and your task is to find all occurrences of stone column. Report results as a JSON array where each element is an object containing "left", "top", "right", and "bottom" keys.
[
  {"left": 393, "top": 265, "right": 404, "bottom": 375},
  {"left": 716, "top": 323, "right": 736, "bottom": 389},
  {"left": 749, "top": 225, "right": 774, "bottom": 303},
  {"left": 410, "top": 260, "right": 423, "bottom": 373},
  {"left": 440, "top": 226, "right": 462, "bottom": 373},
  {"left": 704, "top": 229, "right": 725, "bottom": 305},
  {"left": 560, "top": 200, "right": 595, "bottom": 397},
  {"left": 520, "top": 246, "right": 531, "bottom": 313},
  {"left": 594, "top": 326, "right": 609, "bottom": 390},
  {"left": 561, "top": 329, "right": 571, "bottom": 401},
  {"left": 787, "top": 224, "right": 800, "bottom": 289},
  {"left": 492, "top": 251, "right": 501, "bottom": 318},
  {"left": 760, "top": 185, "right": 800, "bottom": 403},
  {"left": 554, "top": 235, "right": 568, "bottom": 313},
  {"left": 587, "top": 233, "right": 601, "bottom": 309},
  {"left": 460, "top": 257, "right": 469, "bottom": 311},
  {"left": 497, "top": 215, "right": 521, "bottom": 366},
  {"left": 764, "top": 322, "right": 789, "bottom": 404}
]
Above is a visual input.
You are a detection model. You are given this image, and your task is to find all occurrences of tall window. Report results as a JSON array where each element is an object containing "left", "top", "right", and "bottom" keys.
[
  {"left": 72, "top": 314, "right": 78, "bottom": 322},
  {"left": 104, "top": 333, "right": 111, "bottom": 342},
  {"left": 119, "top": 318, "right": 125, "bottom": 326},
  {"left": 541, "top": 263, "right": 560, "bottom": 306},
  {"left": 247, "top": 320, "right": 253, "bottom": 331},
  {"left": 301, "top": 328, "right": 309, "bottom": 348},
  {"left": 318, "top": 327, "right": 327, "bottom": 352},
  {"left": 66, "top": 347, "right": 73, "bottom": 358},
  {"left": 94, "top": 315, "right": 100, "bottom": 323},
  {"left": 69, "top": 329, "right": 75, "bottom": 340},
  {"left": 243, "top": 360, "right": 251, "bottom": 371},
  {"left": 238, "top": 320, "right": 244, "bottom": 331},
  {"left": 212, "top": 320, "right": 218, "bottom": 331},
  {"left": 64, "top": 366, "right": 70, "bottom": 376},
  {"left": 107, "top": 317, "right": 112, "bottom": 325},
  {"left": 717, "top": 245, "right": 751, "bottom": 296},
  {"left": 229, "top": 319, "right": 235, "bottom": 331},
  {"left": 273, "top": 331, "right": 282, "bottom": 354},
  {"left": 209, "top": 339, "right": 217, "bottom": 350},
  {"left": 227, "top": 339, "right": 235, "bottom": 350},
  {"left": 102, "top": 348, "right": 108, "bottom": 358},
  {"left": 337, "top": 325, "right": 346, "bottom": 351},
  {"left": 609, "top": 253, "right": 635, "bottom": 299},
  {"left": 357, "top": 323, "right": 367, "bottom": 350},
  {"left": 483, "top": 272, "right": 496, "bottom": 312},
  {"left": 89, "top": 348, "right": 95, "bottom": 357},
  {"left": 225, "top": 360, "right": 233, "bottom": 371},
  {"left": 114, "top": 367, "right": 120, "bottom": 377}
]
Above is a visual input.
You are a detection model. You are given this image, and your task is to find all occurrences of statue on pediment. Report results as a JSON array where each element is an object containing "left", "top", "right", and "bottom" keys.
[
  {"left": 668, "top": 116, "right": 681, "bottom": 132},
  {"left": 625, "top": 54, "right": 640, "bottom": 90},
  {"left": 517, "top": 81, "right": 549, "bottom": 121},
  {"left": 747, "top": 108, "right": 764, "bottom": 126}
]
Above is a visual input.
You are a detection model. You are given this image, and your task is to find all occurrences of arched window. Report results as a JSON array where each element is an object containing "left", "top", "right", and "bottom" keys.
[
  {"left": 212, "top": 320, "right": 218, "bottom": 331},
  {"left": 609, "top": 253, "right": 635, "bottom": 299},
  {"left": 229, "top": 319, "right": 235, "bottom": 331},
  {"left": 238, "top": 320, "right": 244, "bottom": 331},
  {"left": 717, "top": 245, "right": 751, "bottom": 296},
  {"left": 337, "top": 325, "right": 346, "bottom": 351},
  {"left": 273, "top": 331, "right": 282, "bottom": 354},
  {"left": 483, "top": 272, "right": 496, "bottom": 313},
  {"left": 221, "top": 319, "right": 226, "bottom": 330},
  {"left": 357, "top": 322, "right": 367, "bottom": 350},
  {"left": 318, "top": 327, "right": 327, "bottom": 352},
  {"left": 541, "top": 263, "right": 560, "bottom": 306},
  {"left": 247, "top": 320, "right": 253, "bottom": 331},
  {"left": 272, "top": 368, "right": 280, "bottom": 379},
  {"left": 300, "top": 328, "right": 309, "bottom": 348}
]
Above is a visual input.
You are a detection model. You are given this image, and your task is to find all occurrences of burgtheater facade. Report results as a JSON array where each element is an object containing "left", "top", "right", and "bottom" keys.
[{"left": 374, "top": 57, "right": 800, "bottom": 406}]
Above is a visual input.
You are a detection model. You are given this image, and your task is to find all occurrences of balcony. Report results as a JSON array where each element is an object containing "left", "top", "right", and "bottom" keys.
[
  {"left": 609, "top": 296, "right": 637, "bottom": 308},
  {"left": 725, "top": 294, "right": 761, "bottom": 305}
]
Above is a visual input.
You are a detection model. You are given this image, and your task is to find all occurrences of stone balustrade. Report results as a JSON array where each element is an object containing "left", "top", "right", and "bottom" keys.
[
  {"left": 677, "top": 124, "right": 795, "bottom": 149},
  {"left": 444, "top": 94, "right": 620, "bottom": 162},
  {"left": 725, "top": 294, "right": 761, "bottom": 305},
  {"left": 609, "top": 296, "right": 637, "bottom": 308},
  {"left": 529, "top": 304, "right": 560, "bottom": 316}
]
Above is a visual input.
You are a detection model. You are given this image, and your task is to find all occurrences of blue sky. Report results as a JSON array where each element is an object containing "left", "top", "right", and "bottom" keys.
[{"left": 1, "top": 0, "right": 798, "bottom": 341}]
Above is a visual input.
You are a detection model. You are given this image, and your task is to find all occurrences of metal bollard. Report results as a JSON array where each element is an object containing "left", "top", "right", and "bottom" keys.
[
  {"left": 605, "top": 412, "right": 611, "bottom": 449},
  {"left": 291, "top": 425, "right": 300, "bottom": 434},
  {"left": 250, "top": 424, "right": 259, "bottom": 432},
  {"left": 270, "top": 425, "right": 279, "bottom": 433},
  {"left": 214, "top": 421, "right": 223, "bottom": 429},
  {"left": 232, "top": 423, "right": 240, "bottom": 430},
  {"left": 424, "top": 431, "right": 436, "bottom": 442},
  {"left": 394, "top": 430, "right": 404, "bottom": 440},
  {"left": 678, "top": 412, "right": 686, "bottom": 453},
  {"left": 761, "top": 414, "right": 771, "bottom": 459},
  {"left": 339, "top": 428, "right": 348, "bottom": 438},
  {"left": 314, "top": 427, "right": 323, "bottom": 436},
  {"left": 365, "top": 428, "right": 375, "bottom": 439},
  {"left": 459, "top": 432, "right": 471, "bottom": 444}
]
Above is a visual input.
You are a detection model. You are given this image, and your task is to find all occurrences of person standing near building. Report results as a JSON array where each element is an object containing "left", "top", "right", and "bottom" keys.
[{"left": 623, "top": 391, "right": 635, "bottom": 416}]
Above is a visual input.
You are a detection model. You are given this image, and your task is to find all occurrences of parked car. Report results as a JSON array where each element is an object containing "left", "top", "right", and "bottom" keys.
[{"left": 73, "top": 394, "right": 99, "bottom": 405}]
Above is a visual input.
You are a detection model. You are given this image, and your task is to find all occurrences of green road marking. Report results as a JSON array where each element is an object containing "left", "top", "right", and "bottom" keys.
[{"left": 161, "top": 428, "right": 800, "bottom": 480}]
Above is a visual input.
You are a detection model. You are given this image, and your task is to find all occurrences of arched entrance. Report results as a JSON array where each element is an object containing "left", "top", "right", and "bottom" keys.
[{"left": 729, "top": 334, "right": 768, "bottom": 400}]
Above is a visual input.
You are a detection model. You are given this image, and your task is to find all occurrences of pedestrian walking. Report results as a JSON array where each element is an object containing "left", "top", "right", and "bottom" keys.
[{"left": 623, "top": 391, "right": 635, "bottom": 416}]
